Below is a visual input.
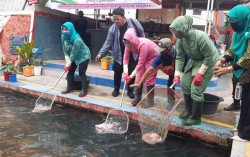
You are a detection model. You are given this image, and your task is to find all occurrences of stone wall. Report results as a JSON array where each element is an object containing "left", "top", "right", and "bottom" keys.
[{"left": 0, "top": 15, "right": 31, "bottom": 64}]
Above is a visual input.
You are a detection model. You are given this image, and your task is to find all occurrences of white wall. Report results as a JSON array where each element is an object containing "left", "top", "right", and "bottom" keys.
[
  {"left": 186, "top": 9, "right": 213, "bottom": 26},
  {"left": 0, "top": 0, "right": 34, "bottom": 12}
]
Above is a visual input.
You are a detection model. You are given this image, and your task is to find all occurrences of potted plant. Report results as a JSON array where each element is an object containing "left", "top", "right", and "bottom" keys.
[
  {"left": 9, "top": 66, "right": 18, "bottom": 82},
  {"left": 12, "top": 40, "right": 34, "bottom": 70},
  {"left": 101, "top": 50, "right": 113, "bottom": 70},
  {"left": 32, "top": 58, "right": 43, "bottom": 76},
  {"left": 23, "top": 65, "right": 34, "bottom": 77},
  {"left": 1, "top": 63, "right": 13, "bottom": 81},
  {"left": 101, "top": 55, "right": 113, "bottom": 70}
]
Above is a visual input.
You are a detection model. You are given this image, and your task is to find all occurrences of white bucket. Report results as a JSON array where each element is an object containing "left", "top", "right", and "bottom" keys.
[{"left": 34, "top": 66, "right": 42, "bottom": 76}]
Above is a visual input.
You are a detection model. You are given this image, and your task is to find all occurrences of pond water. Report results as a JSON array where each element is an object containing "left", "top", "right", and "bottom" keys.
[{"left": 0, "top": 87, "right": 231, "bottom": 157}]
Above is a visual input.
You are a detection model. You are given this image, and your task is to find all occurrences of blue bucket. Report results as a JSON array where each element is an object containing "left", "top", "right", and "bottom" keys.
[
  {"left": 110, "top": 62, "right": 114, "bottom": 71},
  {"left": 9, "top": 74, "right": 17, "bottom": 82}
]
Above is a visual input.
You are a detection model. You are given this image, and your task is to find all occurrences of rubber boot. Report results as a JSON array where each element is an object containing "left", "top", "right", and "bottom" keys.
[
  {"left": 112, "top": 87, "right": 120, "bottom": 97},
  {"left": 131, "top": 86, "right": 143, "bottom": 106},
  {"left": 61, "top": 75, "right": 74, "bottom": 94},
  {"left": 224, "top": 99, "right": 240, "bottom": 111},
  {"left": 179, "top": 94, "right": 192, "bottom": 120},
  {"left": 146, "top": 85, "right": 154, "bottom": 107},
  {"left": 127, "top": 86, "right": 135, "bottom": 99},
  {"left": 79, "top": 75, "right": 88, "bottom": 97},
  {"left": 182, "top": 100, "right": 203, "bottom": 126}
]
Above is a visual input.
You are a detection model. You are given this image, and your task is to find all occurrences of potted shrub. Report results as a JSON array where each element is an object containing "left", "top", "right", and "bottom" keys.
[
  {"left": 32, "top": 58, "right": 43, "bottom": 76},
  {"left": 12, "top": 40, "right": 34, "bottom": 71},
  {"left": 23, "top": 65, "right": 34, "bottom": 77},
  {"left": 1, "top": 63, "right": 14, "bottom": 81},
  {"left": 101, "top": 50, "right": 113, "bottom": 70},
  {"left": 101, "top": 56, "right": 113, "bottom": 70},
  {"left": 9, "top": 66, "right": 18, "bottom": 82}
]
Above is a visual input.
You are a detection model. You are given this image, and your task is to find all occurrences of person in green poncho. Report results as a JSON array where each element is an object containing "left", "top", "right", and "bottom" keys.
[
  {"left": 214, "top": 5, "right": 250, "bottom": 141},
  {"left": 61, "top": 22, "right": 90, "bottom": 97},
  {"left": 169, "top": 15, "right": 219, "bottom": 126}
]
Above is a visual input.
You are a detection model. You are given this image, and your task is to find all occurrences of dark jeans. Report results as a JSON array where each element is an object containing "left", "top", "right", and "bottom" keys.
[
  {"left": 68, "top": 60, "right": 89, "bottom": 78},
  {"left": 113, "top": 57, "right": 137, "bottom": 90},
  {"left": 167, "top": 74, "right": 175, "bottom": 90},
  {"left": 238, "top": 82, "right": 250, "bottom": 140}
]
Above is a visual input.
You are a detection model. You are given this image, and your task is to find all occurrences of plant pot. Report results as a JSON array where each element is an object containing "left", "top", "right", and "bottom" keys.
[
  {"left": 34, "top": 66, "right": 42, "bottom": 76},
  {"left": 101, "top": 60, "right": 110, "bottom": 70},
  {"left": 3, "top": 72, "right": 12, "bottom": 81},
  {"left": 9, "top": 74, "right": 17, "bottom": 82},
  {"left": 23, "top": 66, "right": 34, "bottom": 77},
  {"left": 109, "top": 62, "right": 114, "bottom": 71}
]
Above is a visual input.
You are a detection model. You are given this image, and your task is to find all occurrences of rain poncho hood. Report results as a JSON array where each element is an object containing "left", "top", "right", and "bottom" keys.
[
  {"left": 169, "top": 15, "right": 193, "bottom": 37},
  {"left": 61, "top": 22, "right": 80, "bottom": 43},
  {"left": 123, "top": 28, "right": 141, "bottom": 53},
  {"left": 227, "top": 5, "right": 250, "bottom": 78}
]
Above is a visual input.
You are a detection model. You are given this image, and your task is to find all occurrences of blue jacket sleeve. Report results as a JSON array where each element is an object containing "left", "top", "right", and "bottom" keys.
[{"left": 98, "top": 26, "right": 114, "bottom": 57}]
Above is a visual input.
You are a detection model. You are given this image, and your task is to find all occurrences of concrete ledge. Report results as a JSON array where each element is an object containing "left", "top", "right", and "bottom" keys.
[{"left": 0, "top": 78, "right": 233, "bottom": 147}]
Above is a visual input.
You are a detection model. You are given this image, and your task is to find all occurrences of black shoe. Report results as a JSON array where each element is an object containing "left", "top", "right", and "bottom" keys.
[
  {"left": 112, "top": 89, "right": 120, "bottom": 97},
  {"left": 127, "top": 90, "right": 135, "bottom": 99},
  {"left": 224, "top": 102, "right": 240, "bottom": 111}
]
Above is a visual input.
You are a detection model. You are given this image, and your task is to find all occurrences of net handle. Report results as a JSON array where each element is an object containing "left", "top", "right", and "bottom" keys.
[
  {"left": 119, "top": 80, "right": 126, "bottom": 107},
  {"left": 51, "top": 71, "right": 66, "bottom": 89}
]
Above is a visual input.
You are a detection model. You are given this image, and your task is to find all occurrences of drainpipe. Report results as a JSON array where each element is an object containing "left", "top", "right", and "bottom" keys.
[
  {"left": 22, "top": 0, "right": 28, "bottom": 10},
  {"left": 208, "top": 0, "right": 215, "bottom": 35},
  {"left": 205, "top": 0, "right": 211, "bottom": 33}
]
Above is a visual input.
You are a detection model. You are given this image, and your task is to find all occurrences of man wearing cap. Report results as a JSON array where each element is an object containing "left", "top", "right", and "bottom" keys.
[
  {"left": 95, "top": 7, "right": 145, "bottom": 99},
  {"left": 130, "top": 38, "right": 175, "bottom": 90},
  {"left": 130, "top": 38, "right": 189, "bottom": 90}
]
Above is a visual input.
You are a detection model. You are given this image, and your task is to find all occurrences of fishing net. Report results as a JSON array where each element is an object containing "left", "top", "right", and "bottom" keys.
[
  {"left": 136, "top": 87, "right": 182, "bottom": 145},
  {"left": 95, "top": 82, "right": 129, "bottom": 134},
  {"left": 32, "top": 71, "right": 66, "bottom": 113}
]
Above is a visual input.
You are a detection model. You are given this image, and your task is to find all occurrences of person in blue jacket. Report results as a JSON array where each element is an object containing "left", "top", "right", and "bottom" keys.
[{"left": 95, "top": 7, "right": 145, "bottom": 98}]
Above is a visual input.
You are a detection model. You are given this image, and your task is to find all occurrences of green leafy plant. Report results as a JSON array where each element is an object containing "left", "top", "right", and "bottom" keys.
[
  {"left": 12, "top": 40, "right": 34, "bottom": 64},
  {"left": 101, "top": 55, "right": 113, "bottom": 62},
  {"left": 32, "top": 58, "right": 42, "bottom": 66},
  {"left": 0, "top": 63, "right": 18, "bottom": 74}
]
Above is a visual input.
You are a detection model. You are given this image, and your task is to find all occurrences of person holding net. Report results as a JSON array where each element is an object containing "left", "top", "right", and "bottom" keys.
[
  {"left": 123, "top": 28, "right": 158, "bottom": 106},
  {"left": 61, "top": 22, "right": 90, "bottom": 97},
  {"left": 170, "top": 15, "right": 219, "bottom": 126}
]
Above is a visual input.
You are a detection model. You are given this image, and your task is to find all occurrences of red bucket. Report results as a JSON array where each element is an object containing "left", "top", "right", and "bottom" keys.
[{"left": 3, "top": 72, "right": 12, "bottom": 81}]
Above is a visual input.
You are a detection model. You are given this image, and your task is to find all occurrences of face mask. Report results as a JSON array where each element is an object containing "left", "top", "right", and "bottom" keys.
[
  {"left": 230, "top": 22, "right": 240, "bottom": 32},
  {"left": 175, "top": 31, "right": 185, "bottom": 39},
  {"left": 62, "top": 30, "right": 70, "bottom": 38}
]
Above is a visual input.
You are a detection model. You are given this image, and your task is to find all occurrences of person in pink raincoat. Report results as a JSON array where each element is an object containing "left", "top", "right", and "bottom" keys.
[{"left": 123, "top": 28, "right": 159, "bottom": 105}]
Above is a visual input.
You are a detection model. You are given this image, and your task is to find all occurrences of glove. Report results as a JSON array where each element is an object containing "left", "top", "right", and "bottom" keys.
[
  {"left": 125, "top": 76, "right": 133, "bottom": 84},
  {"left": 123, "top": 73, "right": 129, "bottom": 80},
  {"left": 64, "top": 66, "right": 70, "bottom": 72},
  {"left": 173, "top": 76, "right": 180, "bottom": 85},
  {"left": 193, "top": 73, "right": 203, "bottom": 86}
]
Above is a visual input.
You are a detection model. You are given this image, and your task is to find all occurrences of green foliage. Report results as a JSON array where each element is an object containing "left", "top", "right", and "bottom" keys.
[
  {"left": 101, "top": 50, "right": 113, "bottom": 62},
  {"left": 32, "top": 58, "right": 43, "bottom": 66},
  {"left": 101, "top": 55, "right": 113, "bottom": 62},
  {"left": 0, "top": 63, "right": 18, "bottom": 74},
  {"left": 12, "top": 40, "right": 34, "bottom": 64}
]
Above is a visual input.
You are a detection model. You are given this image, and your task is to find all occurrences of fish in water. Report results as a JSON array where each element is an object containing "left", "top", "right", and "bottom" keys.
[
  {"left": 95, "top": 122, "right": 117, "bottom": 134},
  {"left": 32, "top": 105, "right": 51, "bottom": 113},
  {"left": 142, "top": 132, "right": 163, "bottom": 145}
]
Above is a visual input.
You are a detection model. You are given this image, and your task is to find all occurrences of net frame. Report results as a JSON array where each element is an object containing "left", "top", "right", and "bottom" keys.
[
  {"left": 95, "top": 81, "right": 129, "bottom": 134},
  {"left": 32, "top": 71, "right": 66, "bottom": 113},
  {"left": 136, "top": 86, "right": 182, "bottom": 143}
]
